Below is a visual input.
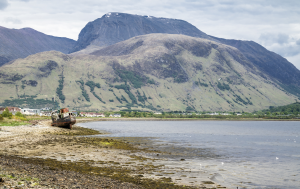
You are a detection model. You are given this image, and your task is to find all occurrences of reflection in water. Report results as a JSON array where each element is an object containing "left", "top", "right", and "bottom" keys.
[{"left": 79, "top": 121, "right": 300, "bottom": 188}]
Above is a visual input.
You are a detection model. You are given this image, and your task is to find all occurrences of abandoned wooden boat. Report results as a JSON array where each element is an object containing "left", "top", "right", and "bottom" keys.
[{"left": 51, "top": 108, "right": 76, "bottom": 129}]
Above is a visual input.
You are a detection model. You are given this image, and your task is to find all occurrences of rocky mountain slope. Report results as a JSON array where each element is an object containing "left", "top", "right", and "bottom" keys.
[
  {"left": 69, "top": 12, "right": 216, "bottom": 53},
  {"left": 0, "top": 34, "right": 297, "bottom": 112},
  {"left": 209, "top": 36, "right": 300, "bottom": 88},
  {"left": 0, "top": 26, "right": 76, "bottom": 66},
  {"left": 71, "top": 13, "right": 300, "bottom": 95}
]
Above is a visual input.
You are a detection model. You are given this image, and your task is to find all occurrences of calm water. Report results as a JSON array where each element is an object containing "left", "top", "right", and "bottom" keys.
[{"left": 78, "top": 121, "right": 300, "bottom": 189}]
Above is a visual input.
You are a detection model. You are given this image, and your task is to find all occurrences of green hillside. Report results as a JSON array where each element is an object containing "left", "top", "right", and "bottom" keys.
[
  {"left": 0, "top": 34, "right": 298, "bottom": 112},
  {"left": 257, "top": 102, "right": 300, "bottom": 115}
]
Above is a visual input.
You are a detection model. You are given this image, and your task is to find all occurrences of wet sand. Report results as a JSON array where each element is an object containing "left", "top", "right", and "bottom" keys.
[{"left": 0, "top": 119, "right": 225, "bottom": 189}]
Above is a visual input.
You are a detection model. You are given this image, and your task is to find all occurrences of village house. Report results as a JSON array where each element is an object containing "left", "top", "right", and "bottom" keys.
[
  {"left": 21, "top": 108, "right": 41, "bottom": 115},
  {"left": 109, "top": 114, "right": 121, "bottom": 118},
  {"left": 113, "top": 114, "right": 121, "bottom": 118},
  {"left": 40, "top": 111, "right": 52, "bottom": 116},
  {"left": 0, "top": 107, "right": 21, "bottom": 115},
  {"left": 80, "top": 112, "right": 105, "bottom": 117}
]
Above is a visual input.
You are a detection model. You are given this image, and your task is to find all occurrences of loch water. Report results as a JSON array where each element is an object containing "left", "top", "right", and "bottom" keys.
[{"left": 78, "top": 121, "right": 300, "bottom": 189}]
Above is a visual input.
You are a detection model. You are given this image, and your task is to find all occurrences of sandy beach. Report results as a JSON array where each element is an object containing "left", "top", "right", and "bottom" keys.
[{"left": 0, "top": 119, "right": 225, "bottom": 189}]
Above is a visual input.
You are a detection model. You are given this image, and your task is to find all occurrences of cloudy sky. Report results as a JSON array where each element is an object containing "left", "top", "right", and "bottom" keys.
[{"left": 0, "top": 0, "right": 299, "bottom": 69}]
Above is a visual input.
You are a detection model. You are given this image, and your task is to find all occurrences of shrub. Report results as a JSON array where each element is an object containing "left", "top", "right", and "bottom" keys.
[
  {"left": 2, "top": 108, "right": 12, "bottom": 118},
  {"left": 18, "top": 117, "right": 28, "bottom": 121},
  {"left": 0, "top": 115, "right": 3, "bottom": 121},
  {"left": 15, "top": 111, "right": 23, "bottom": 117},
  {"left": 85, "top": 81, "right": 101, "bottom": 92},
  {"left": 76, "top": 80, "right": 90, "bottom": 102},
  {"left": 56, "top": 75, "right": 65, "bottom": 103}
]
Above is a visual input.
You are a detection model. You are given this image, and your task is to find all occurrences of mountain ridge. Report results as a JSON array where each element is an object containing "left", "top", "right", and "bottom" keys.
[
  {"left": 0, "top": 13, "right": 299, "bottom": 111},
  {"left": 70, "top": 12, "right": 300, "bottom": 89},
  {"left": 0, "top": 26, "right": 76, "bottom": 66},
  {"left": 209, "top": 35, "right": 300, "bottom": 86},
  {"left": 0, "top": 33, "right": 297, "bottom": 112},
  {"left": 69, "top": 12, "right": 216, "bottom": 53}
]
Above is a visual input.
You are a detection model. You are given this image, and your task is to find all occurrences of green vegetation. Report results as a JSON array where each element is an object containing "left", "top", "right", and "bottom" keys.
[
  {"left": 2, "top": 108, "right": 12, "bottom": 119},
  {"left": 114, "top": 69, "right": 155, "bottom": 88},
  {"left": 232, "top": 93, "right": 253, "bottom": 106},
  {"left": 0, "top": 97, "right": 57, "bottom": 109},
  {"left": 93, "top": 92, "right": 105, "bottom": 104},
  {"left": 76, "top": 80, "right": 90, "bottom": 102},
  {"left": 113, "top": 93, "right": 122, "bottom": 103},
  {"left": 279, "top": 84, "right": 300, "bottom": 98},
  {"left": 147, "top": 78, "right": 155, "bottom": 85},
  {"left": 114, "top": 69, "right": 145, "bottom": 88},
  {"left": 121, "top": 95, "right": 129, "bottom": 103},
  {"left": 114, "top": 83, "right": 137, "bottom": 104},
  {"left": 56, "top": 74, "right": 65, "bottom": 103},
  {"left": 136, "top": 90, "right": 147, "bottom": 103},
  {"left": 195, "top": 79, "right": 208, "bottom": 87},
  {"left": 97, "top": 102, "right": 300, "bottom": 119},
  {"left": 0, "top": 121, "right": 29, "bottom": 126},
  {"left": 85, "top": 81, "right": 101, "bottom": 92},
  {"left": 185, "top": 106, "right": 194, "bottom": 112},
  {"left": 84, "top": 80, "right": 105, "bottom": 103},
  {"left": 0, "top": 108, "right": 29, "bottom": 126},
  {"left": 52, "top": 126, "right": 101, "bottom": 136},
  {"left": 257, "top": 102, "right": 300, "bottom": 116},
  {"left": 10, "top": 74, "right": 23, "bottom": 81},
  {"left": 217, "top": 82, "right": 230, "bottom": 91}
]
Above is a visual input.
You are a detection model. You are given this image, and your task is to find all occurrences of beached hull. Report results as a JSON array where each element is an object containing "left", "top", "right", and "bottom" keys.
[{"left": 51, "top": 115, "right": 76, "bottom": 129}]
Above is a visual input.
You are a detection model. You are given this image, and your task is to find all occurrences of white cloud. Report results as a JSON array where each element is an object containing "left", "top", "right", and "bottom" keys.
[
  {"left": 0, "top": 0, "right": 8, "bottom": 10},
  {"left": 5, "top": 17, "right": 22, "bottom": 24}
]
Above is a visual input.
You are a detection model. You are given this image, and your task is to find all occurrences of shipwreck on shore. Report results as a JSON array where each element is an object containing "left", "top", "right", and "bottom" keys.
[{"left": 51, "top": 108, "right": 76, "bottom": 129}]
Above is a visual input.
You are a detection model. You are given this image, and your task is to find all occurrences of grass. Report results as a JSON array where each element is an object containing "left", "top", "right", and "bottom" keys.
[
  {"left": 0, "top": 115, "right": 50, "bottom": 127},
  {"left": 26, "top": 116, "right": 51, "bottom": 121},
  {"left": 0, "top": 121, "right": 29, "bottom": 126},
  {"left": 51, "top": 126, "right": 102, "bottom": 136}
]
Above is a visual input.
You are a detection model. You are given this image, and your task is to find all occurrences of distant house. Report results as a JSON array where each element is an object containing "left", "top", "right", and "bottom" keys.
[
  {"left": 109, "top": 114, "right": 121, "bottom": 118},
  {"left": 221, "top": 113, "right": 230, "bottom": 115},
  {"left": 96, "top": 113, "right": 105, "bottom": 117},
  {"left": 21, "top": 108, "right": 41, "bottom": 115},
  {"left": 80, "top": 112, "right": 105, "bottom": 117},
  {"left": 0, "top": 107, "right": 21, "bottom": 115},
  {"left": 113, "top": 114, "right": 121, "bottom": 118},
  {"left": 154, "top": 112, "right": 162, "bottom": 115},
  {"left": 206, "top": 112, "right": 219, "bottom": 115},
  {"left": 40, "top": 111, "right": 51, "bottom": 116}
]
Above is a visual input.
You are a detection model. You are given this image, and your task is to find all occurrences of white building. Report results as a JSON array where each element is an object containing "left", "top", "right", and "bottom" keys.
[{"left": 21, "top": 108, "right": 41, "bottom": 115}]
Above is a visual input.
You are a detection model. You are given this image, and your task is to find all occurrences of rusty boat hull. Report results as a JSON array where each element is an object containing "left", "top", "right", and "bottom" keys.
[{"left": 51, "top": 115, "right": 76, "bottom": 129}]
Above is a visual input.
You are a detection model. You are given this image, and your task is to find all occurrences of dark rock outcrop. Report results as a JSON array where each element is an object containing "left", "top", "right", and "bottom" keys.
[{"left": 70, "top": 12, "right": 216, "bottom": 53}]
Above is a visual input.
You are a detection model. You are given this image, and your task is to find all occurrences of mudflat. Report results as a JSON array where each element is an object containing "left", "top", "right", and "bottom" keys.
[{"left": 0, "top": 120, "right": 223, "bottom": 189}]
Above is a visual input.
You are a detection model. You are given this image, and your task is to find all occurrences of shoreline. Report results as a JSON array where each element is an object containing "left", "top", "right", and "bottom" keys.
[
  {"left": 0, "top": 120, "right": 223, "bottom": 189},
  {"left": 76, "top": 117, "right": 300, "bottom": 122}
]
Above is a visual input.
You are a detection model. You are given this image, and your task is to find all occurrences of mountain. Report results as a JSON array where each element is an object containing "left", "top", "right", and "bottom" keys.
[
  {"left": 70, "top": 13, "right": 300, "bottom": 93},
  {"left": 209, "top": 36, "right": 300, "bottom": 87},
  {"left": 0, "top": 26, "right": 76, "bottom": 66},
  {"left": 69, "top": 12, "right": 216, "bottom": 53},
  {"left": 0, "top": 34, "right": 297, "bottom": 112}
]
